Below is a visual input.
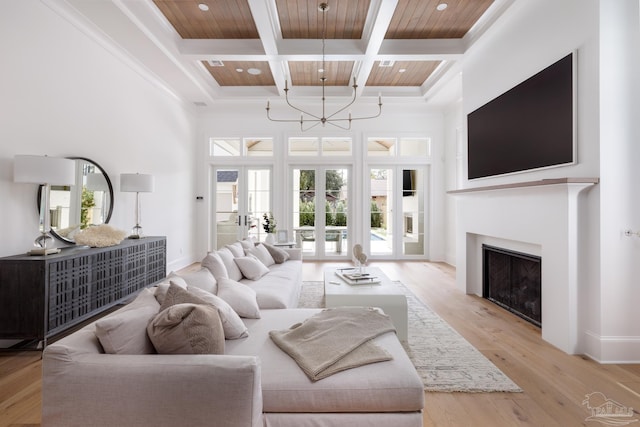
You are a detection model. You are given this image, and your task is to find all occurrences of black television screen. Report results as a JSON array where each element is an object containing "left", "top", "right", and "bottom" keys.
[{"left": 467, "top": 53, "right": 574, "bottom": 179}]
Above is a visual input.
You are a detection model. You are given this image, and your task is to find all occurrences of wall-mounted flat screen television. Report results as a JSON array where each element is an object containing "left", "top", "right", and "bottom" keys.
[{"left": 467, "top": 53, "right": 575, "bottom": 180}]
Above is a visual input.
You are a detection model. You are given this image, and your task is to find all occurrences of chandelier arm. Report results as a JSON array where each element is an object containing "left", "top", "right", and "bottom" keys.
[
  {"left": 284, "top": 90, "right": 323, "bottom": 121},
  {"left": 324, "top": 119, "right": 352, "bottom": 131},
  {"left": 301, "top": 120, "right": 324, "bottom": 132},
  {"left": 325, "top": 86, "right": 358, "bottom": 120},
  {"left": 267, "top": 107, "right": 315, "bottom": 123},
  {"left": 347, "top": 104, "right": 383, "bottom": 121}
]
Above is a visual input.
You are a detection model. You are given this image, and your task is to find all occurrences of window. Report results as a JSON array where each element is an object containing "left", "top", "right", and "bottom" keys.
[
  {"left": 367, "top": 137, "right": 430, "bottom": 158},
  {"left": 289, "top": 137, "right": 352, "bottom": 156},
  {"left": 210, "top": 138, "right": 273, "bottom": 157}
]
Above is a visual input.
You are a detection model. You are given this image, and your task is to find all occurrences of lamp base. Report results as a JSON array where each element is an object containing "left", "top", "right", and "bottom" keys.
[
  {"left": 28, "top": 247, "right": 61, "bottom": 256},
  {"left": 128, "top": 224, "right": 144, "bottom": 239}
]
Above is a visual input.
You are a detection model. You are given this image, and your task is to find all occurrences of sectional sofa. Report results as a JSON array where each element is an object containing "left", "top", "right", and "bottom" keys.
[{"left": 41, "top": 241, "right": 424, "bottom": 427}]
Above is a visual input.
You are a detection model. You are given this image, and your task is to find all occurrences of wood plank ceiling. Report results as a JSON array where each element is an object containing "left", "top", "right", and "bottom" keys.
[{"left": 152, "top": 0, "right": 495, "bottom": 93}]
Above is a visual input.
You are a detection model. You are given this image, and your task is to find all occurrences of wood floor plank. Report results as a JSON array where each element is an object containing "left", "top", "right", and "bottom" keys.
[{"left": 1, "top": 260, "right": 638, "bottom": 427}]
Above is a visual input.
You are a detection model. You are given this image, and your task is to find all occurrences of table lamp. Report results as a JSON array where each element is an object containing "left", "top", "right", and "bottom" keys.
[
  {"left": 120, "top": 173, "right": 154, "bottom": 239},
  {"left": 14, "top": 155, "right": 76, "bottom": 255}
]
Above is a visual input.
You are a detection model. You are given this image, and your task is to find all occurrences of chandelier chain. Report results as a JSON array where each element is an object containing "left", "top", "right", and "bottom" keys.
[{"left": 265, "top": 2, "right": 382, "bottom": 131}]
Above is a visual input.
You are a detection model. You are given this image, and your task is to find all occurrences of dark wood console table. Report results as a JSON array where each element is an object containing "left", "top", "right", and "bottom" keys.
[{"left": 0, "top": 236, "right": 166, "bottom": 349}]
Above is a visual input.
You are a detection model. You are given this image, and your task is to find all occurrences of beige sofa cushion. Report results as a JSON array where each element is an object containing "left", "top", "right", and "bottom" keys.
[
  {"left": 217, "top": 278, "right": 261, "bottom": 319},
  {"left": 147, "top": 303, "right": 225, "bottom": 354},
  {"left": 94, "top": 303, "right": 158, "bottom": 354},
  {"left": 226, "top": 309, "right": 424, "bottom": 414}
]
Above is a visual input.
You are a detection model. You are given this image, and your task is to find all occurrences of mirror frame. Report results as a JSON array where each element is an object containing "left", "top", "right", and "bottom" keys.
[{"left": 37, "top": 157, "right": 114, "bottom": 244}]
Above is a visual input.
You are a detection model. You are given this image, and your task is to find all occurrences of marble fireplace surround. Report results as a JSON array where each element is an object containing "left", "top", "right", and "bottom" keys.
[{"left": 450, "top": 178, "right": 598, "bottom": 354}]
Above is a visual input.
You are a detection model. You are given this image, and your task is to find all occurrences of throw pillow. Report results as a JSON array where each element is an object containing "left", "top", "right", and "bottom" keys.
[
  {"left": 201, "top": 251, "right": 229, "bottom": 282},
  {"left": 234, "top": 255, "right": 270, "bottom": 280},
  {"left": 225, "top": 242, "right": 245, "bottom": 258},
  {"left": 217, "top": 247, "right": 244, "bottom": 281},
  {"left": 172, "top": 268, "right": 217, "bottom": 294},
  {"left": 263, "top": 243, "right": 291, "bottom": 264},
  {"left": 239, "top": 239, "right": 256, "bottom": 253},
  {"left": 166, "top": 273, "right": 189, "bottom": 289},
  {"left": 147, "top": 303, "right": 224, "bottom": 354},
  {"left": 95, "top": 304, "right": 159, "bottom": 354},
  {"left": 216, "top": 278, "right": 261, "bottom": 319},
  {"left": 247, "top": 244, "right": 275, "bottom": 267},
  {"left": 165, "top": 284, "right": 248, "bottom": 339}
]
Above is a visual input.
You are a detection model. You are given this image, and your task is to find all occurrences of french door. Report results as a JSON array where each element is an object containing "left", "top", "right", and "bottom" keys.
[
  {"left": 291, "top": 166, "right": 350, "bottom": 259},
  {"left": 367, "top": 166, "right": 427, "bottom": 258},
  {"left": 212, "top": 166, "right": 271, "bottom": 250}
]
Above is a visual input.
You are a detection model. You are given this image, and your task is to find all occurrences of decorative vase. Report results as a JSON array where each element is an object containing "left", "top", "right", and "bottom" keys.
[{"left": 265, "top": 233, "right": 275, "bottom": 244}]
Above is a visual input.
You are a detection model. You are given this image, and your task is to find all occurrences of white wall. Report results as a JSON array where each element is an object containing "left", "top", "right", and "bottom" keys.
[
  {"left": 196, "top": 99, "right": 447, "bottom": 261},
  {"left": 596, "top": 0, "right": 640, "bottom": 362},
  {"left": 444, "top": 0, "right": 640, "bottom": 361},
  {"left": 0, "top": 1, "right": 198, "bottom": 271}
]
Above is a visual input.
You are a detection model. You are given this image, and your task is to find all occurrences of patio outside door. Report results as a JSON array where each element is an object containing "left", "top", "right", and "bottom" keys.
[
  {"left": 212, "top": 166, "right": 271, "bottom": 249},
  {"left": 292, "top": 167, "right": 350, "bottom": 258},
  {"left": 368, "top": 166, "right": 426, "bottom": 258}
]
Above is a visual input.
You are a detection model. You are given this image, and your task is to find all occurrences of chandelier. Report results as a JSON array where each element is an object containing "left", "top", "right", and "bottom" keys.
[{"left": 266, "top": 2, "right": 382, "bottom": 131}]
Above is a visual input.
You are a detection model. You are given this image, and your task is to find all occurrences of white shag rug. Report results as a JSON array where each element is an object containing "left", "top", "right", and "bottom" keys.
[{"left": 298, "top": 281, "right": 522, "bottom": 393}]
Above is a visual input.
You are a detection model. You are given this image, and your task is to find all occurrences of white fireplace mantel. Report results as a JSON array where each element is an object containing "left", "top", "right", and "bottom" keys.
[{"left": 449, "top": 178, "right": 598, "bottom": 354}]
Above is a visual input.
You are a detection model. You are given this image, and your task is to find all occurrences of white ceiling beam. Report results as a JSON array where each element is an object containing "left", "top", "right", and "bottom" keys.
[
  {"left": 355, "top": 0, "right": 398, "bottom": 96},
  {"left": 247, "top": 0, "right": 288, "bottom": 95},
  {"left": 378, "top": 39, "right": 464, "bottom": 59}
]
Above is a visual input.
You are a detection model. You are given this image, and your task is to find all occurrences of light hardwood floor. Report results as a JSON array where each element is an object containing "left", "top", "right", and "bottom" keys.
[{"left": 1, "top": 261, "right": 638, "bottom": 427}]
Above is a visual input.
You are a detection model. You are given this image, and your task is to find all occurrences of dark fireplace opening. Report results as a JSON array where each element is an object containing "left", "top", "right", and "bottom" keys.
[{"left": 482, "top": 245, "right": 541, "bottom": 327}]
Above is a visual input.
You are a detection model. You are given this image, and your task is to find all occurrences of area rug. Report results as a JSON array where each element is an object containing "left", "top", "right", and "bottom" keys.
[{"left": 298, "top": 281, "right": 522, "bottom": 393}]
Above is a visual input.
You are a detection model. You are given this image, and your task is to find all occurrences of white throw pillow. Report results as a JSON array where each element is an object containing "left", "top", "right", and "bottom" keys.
[
  {"left": 217, "top": 248, "right": 244, "bottom": 281},
  {"left": 172, "top": 268, "right": 218, "bottom": 294},
  {"left": 247, "top": 244, "right": 275, "bottom": 267},
  {"left": 225, "top": 242, "right": 245, "bottom": 258},
  {"left": 234, "top": 255, "right": 270, "bottom": 280},
  {"left": 186, "top": 286, "right": 249, "bottom": 339},
  {"left": 240, "top": 239, "right": 256, "bottom": 253},
  {"left": 201, "top": 251, "right": 229, "bottom": 281},
  {"left": 216, "top": 277, "right": 261, "bottom": 319}
]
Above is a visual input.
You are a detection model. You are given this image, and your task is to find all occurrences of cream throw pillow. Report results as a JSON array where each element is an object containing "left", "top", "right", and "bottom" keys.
[
  {"left": 147, "top": 303, "right": 224, "bottom": 354},
  {"left": 234, "top": 255, "right": 270, "bottom": 280},
  {"left": 178, "top": 285, "right": 249, "bottom": 339},
  {"left": 217, "top": 248, "right": 244, "bottom": 281},
  {"left": 216, "top": 278, "right": 261, "bottom": 319},
  {"left": 225, "top": 242, "right": 245, "bottom": 257},
  {"left": 247, "top": 244, "right": 275, "bottom": 267},
  {"left": 201, "top": 252, "right": 229, "bottom": 281}
]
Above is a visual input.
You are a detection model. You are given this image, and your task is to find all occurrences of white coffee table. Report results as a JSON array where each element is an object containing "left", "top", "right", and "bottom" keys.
[{"left": 324, "top": 267, "right": 408, "bottom": 341}]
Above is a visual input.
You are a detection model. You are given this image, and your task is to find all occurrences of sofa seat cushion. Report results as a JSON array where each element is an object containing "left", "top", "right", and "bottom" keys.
[
  {"left": 239, "top": 260, "right": 302, "bottom": 309},
  {"left": 225, "top": 309, "right": 424, "bottom": 414}
]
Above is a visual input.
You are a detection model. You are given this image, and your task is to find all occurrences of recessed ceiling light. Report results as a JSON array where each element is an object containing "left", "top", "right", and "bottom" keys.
[
  {"left": 399, "top": 68, "right": 406, "bottom": 73},
  {"left": 247, "top": 68, "right": 262, "bottom": 75},
  {"left": 318, "top": 68, "right": 324, "bottom": 73},
  {"left": 198, "top": 3, "right": 209, "bottom": 11},
  {"left": 236, "top": 68, "right": 244, "bottom": 73},
  {"left": 436, "top": 3, "right": 447, "bottom": 11}
]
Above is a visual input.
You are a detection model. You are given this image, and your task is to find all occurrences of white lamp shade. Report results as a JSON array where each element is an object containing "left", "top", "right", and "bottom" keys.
[
  {"left": 120, "top": 173, "right": 154, "bottom": 192},
  {"left": 85, "top": 173, "right": 109, "bottom": 191},
  {"left": 14, "top": 155, "right": 76, "bottom": 186}
]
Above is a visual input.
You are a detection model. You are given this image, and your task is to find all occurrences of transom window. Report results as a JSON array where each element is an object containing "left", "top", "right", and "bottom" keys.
[{"left": 210, "top": 137, "right": 274, "bottom": 157}]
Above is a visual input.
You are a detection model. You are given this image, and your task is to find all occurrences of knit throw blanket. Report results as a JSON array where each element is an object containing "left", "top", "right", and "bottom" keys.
[{"left": 269, "top": 307, "right": 396, "bottom": 381}]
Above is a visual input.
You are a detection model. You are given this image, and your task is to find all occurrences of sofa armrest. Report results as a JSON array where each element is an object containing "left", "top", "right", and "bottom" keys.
[
  {"left": 42, "top": 347, "right": 262, "bottom": 427},
  {"left": 283, "top": 247, "right": 302, "bottom": 260}
]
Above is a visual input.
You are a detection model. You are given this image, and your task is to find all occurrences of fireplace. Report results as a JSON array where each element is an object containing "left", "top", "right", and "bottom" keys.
[{"left": 483, "top": 245, "right": 541, "bottom": 327}]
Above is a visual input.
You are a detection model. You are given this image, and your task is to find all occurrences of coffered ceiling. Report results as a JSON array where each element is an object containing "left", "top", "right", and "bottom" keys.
[{"left": 58, "top": 0, "right": 515, "bottom": 107}]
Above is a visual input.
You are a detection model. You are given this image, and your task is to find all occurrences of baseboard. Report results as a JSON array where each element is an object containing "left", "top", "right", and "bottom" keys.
[
  {"left": 167, "top": 254, "right": 198, "bottom": 273},
  {"left": 583, "top": 330, "right": 640, "bottom": 363}
]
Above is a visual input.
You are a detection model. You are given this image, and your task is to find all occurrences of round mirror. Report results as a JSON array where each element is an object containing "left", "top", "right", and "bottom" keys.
[{"left": 38, "top": 157, "right": 114, "bottom": 244}]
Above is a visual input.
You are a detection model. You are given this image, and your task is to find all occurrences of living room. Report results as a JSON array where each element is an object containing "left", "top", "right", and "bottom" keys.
[{"left": 1, "top": 0, "right": 639, "bottom": 425}]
